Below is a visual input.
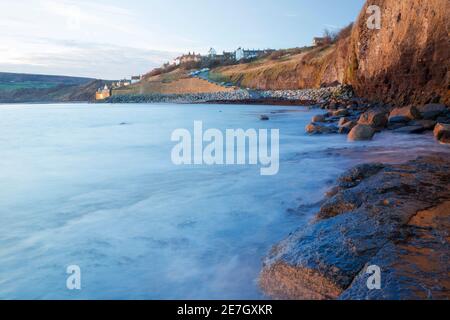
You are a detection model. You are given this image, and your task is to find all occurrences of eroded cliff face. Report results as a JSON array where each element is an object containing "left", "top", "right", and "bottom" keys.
[
  {"left": 348, "top": 0, "right": 450, "bottom": 106},
  {"left": 215, "top": 0, "right": 449, "bottom": 106}
]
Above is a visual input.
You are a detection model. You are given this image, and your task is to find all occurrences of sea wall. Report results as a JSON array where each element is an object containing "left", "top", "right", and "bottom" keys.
[{"left": 102, "top": 86, "right": 354, "bottom": 104}]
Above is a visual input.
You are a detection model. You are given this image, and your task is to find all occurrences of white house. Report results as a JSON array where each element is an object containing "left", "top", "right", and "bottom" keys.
[
  {"left": 208, "top": 48, "right": 217, "bottom": 57},
  {"left": 235, "top": 47, "right": 265, "bottom": 61},
  {"left": 131, "top": 75, "right": 142, "bottom": 84}
]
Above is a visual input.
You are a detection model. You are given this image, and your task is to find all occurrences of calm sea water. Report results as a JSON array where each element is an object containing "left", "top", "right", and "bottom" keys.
[{"left": 0, "top": 103, "right": 447, "bottom": 299}]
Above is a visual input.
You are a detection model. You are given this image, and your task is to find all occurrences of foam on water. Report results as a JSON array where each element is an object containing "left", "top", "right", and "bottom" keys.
[{"left": 0, "top": 103, "right": 448, "bottom": 299}]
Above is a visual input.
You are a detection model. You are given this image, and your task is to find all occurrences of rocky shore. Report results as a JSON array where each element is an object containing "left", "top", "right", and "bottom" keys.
[
  {"left": 260, "top": 154, "right": 450, "bottom": 300},
  {"left": 305, "top": 99, "right": 450, "bottom": 145},
  {"left": 102, "top": 85, "right": 354, "bottom": 105}
]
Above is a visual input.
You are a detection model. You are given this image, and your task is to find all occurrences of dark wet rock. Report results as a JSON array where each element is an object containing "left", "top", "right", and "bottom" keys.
[
  {"left": 408, "top": 120, "right": 437, "bottom": 131},
  {"left": 358, "top": 108, "right": 389, "bottom": 128},
  {"left": 348, "top": 124, "right": 376, "bottom": 141},
  {"left": 260, "top": 155, "right": 450, "bottom": 300},
  {"left": 260, "top": 115, "right": 270, "bottom": 121},
  {"left": 387, "top": 123, "right": 407, "bottom": 130},
  {"left": 388, "top": 105, "right": 421, "bottom": 124},
  {"left": 339, "top": 121, "right": 357, "bottom": 134},
  {"left": 336, "top": 163, "right": 385, "bottom": 189},
  {"left": 312, "top": 114, "right": 326, "bottom": 123},
  {"left": 393, "top": 125, "right": 425, "bottom": 134},
  {"left": 305, "top": 123, "right": 338, "bottom": 135},
  {"left": 338, "top": 117, "right": 350, "bottom": 127},
  {"left": 417, "top": 103, "right": 447, "bottom": 120},
  {"left": 333, "top": 109, "right": 350, "bottom": 117},
  {"left": 436, "top": 115, "right": 450, "bottom": 124}
]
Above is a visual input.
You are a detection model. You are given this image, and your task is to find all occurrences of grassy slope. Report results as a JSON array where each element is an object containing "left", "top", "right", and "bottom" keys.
[
  {"left": 210, "top": 45, "right": 343, "bottom": 90},
  {"left": 0, "top": 73, "right": 108, "bottom": 103},
  {"left": 113, "top": 68, "right": 235, "bottom": 96}
]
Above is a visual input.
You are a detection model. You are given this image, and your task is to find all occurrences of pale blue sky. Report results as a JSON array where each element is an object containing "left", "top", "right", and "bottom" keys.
[{"left": 0, "top": 0, "right": 365, "bottom": 79}]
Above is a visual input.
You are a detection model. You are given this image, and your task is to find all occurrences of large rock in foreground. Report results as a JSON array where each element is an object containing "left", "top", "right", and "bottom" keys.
[{"left": 260, "top": 155, "right": 450, "bottom": 300}]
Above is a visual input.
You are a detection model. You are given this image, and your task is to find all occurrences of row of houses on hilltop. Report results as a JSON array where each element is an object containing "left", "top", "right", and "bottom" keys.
[{"left": 172, "top": 47, "right": 275, "bottom": 66}]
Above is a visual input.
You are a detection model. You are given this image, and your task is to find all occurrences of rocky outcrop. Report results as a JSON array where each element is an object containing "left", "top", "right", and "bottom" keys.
[
  {"left": 260, "top": 155, "right": 450, "bottom": 300},
  {"left": 348, "top": 0, "right": 450, "bottom": 106}
]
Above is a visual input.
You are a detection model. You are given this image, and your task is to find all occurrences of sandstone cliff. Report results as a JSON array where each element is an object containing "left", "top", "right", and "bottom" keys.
[{"left": 348, "top": 0, "right": 449, "bottom": 106}]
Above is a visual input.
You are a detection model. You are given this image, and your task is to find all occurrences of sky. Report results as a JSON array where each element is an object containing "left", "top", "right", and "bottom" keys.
[{"left": 0, "top": 0, "right": 366, "bottom": 79}]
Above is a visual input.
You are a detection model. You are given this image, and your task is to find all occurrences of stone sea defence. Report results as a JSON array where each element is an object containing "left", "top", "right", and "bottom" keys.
[
  {"left": 102, "top": 85, "right": 354, "bottom": 105},
  {"left": 260, "top": 155, "right": 450, "bottom": 300}
]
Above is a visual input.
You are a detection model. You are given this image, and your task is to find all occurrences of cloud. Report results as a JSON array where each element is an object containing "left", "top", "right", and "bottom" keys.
[
  {"left": 0, "top": 0, "right": 182, "bottom": 78},
  {"left": 0, "top": 36, "right": 179, "bottom": 79}
]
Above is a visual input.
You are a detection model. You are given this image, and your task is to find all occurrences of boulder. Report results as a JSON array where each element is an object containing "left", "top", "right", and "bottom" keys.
[
  {"left": 311, "top": 114, "right": 326, "bottom": 123},
  {"left": 339, "top": 121, "right": 357, "bottom": 134},
  {"left": 417, "top": 104, "right": 447, "bottom": 120},
  {"left": 306, "top": 123, "right": 338, "bottom": 135},
  {"left": 338, "top": 117, "right": 349, "bottom": 127},
  {"left": 388, "top": 105, "right": 421, "bottom": 123},
  {"left": 393, "top": 126, "right": 425, "bottom": 134},
  {"left": 408, "top": 120, "right": 437, "bottom": 131},
  {"left": 433, "top": 123, "right": 450, "bottom": 144},
  {"left": 333, "top": 109, "right": 349, "bottom": 117},
  {"left": 358, "top": 108, "right": 388, "bottom": 128},
  {"left": 436, "top": 115, "right": 450, "bottom": 124},
  {"left": 348, "top": 124, "right": 376, "bottom": 141}
]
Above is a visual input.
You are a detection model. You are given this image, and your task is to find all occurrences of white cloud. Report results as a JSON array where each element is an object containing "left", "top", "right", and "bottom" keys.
[
  {"left": 0, "top": 35, "right": 179, "bottom": 79},
  {"left": 0, "top": 0, "right": 182, "bottom": 78}
]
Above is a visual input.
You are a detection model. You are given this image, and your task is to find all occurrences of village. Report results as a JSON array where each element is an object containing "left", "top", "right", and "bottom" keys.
[{"left": 95, "top": 37, "right": 330, "bottom": 100}]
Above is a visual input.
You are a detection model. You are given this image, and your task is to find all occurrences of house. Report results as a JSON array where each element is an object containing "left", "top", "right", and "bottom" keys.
[
  {"left": 313, "top": 37, "right": 327, "bottom": 46},
  {"left": 235, "top": 47, "right": 273, "bottom": 61},
  {"left": 177, "top": 52, "right": 203, "bottom": 64},
  {"left": 131, "top": 75, "right": 142, "bottom": 84},
  {"left": 208, "top": 48, "right": 217, "bottom": 58},
  {"left": 95, "top": 84, "right": 111, "bottom": 100},
  {"left": 207, "top": 48, "right": 235, "bottom": 62}
]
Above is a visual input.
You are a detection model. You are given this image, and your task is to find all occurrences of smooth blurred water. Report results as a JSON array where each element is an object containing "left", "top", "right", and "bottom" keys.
[{"left": 0, "top": 103, "right": 448, "bottom": 299}]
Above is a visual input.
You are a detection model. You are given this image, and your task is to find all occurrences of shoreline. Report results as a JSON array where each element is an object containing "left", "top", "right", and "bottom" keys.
[
  {"left": 260, "top": 154, "right": 450, "bottom": 300},
  {"left": 257, "top": 96, "right": 450, "bottom": 299}
]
